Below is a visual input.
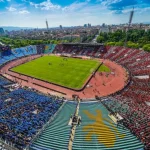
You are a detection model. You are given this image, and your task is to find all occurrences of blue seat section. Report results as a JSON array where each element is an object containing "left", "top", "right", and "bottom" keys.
[
  {"left": 0, "top": 45, "right": 15, "bottom": 65},
  {"left": 31, "top": 45, "right": 37, "bottom": 54},
  {"left": 0, "top": 79, "right": 63, "bottom": 150},
  {"left": 0, "top": 44, "right": 57, "bottom": 66},
  {"left": 0, "top": 57, "right": 7, "bottom": 65},
  {"left": 21, "top": 46, "right": 37, "bottom": 56},
  {"left": 14, "top": 46, "right": 37, "bottom": 56},
  {"left": 11, "top": 48, "right": 25, "bottom": 57},
  {"left": 0, "top": 76, "right": 12, "bottom": 86},
  {"left": 0, "top": 55, "right": 16, "bottom": 65},
  {"left": 30, "top": 102, "right": 76, "bottom": 150},
  {"left": 0, "top": 45, "right": 38, "bottom": 66}
]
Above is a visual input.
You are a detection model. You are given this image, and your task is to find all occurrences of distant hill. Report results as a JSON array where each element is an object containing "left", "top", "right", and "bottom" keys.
[
  {"left": 143, "top": 22, "right": 150, "bottom": 25},
  {"left": 0, "top": 26, "right": 34, "bottom": 31}
]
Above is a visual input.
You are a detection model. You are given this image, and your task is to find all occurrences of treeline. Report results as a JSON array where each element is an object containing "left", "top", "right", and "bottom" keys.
[
  {"left": 0, "top": 34, "right": 96, "bottom": 49},
  {"left": 0, "top": 37, "right": 70, "bottom": 49},
  {"left": 96, "top": 29, "right": 150, "bottom": 52},
  {"left": 82, "top": 34, "right": 95, "bottom": 43}
]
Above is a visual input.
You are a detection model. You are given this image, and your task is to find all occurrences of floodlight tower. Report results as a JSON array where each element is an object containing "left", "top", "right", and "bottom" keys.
[
  {"left": 124, "top": 7, "right": 134, "bottom": 46},
  {"left": 46, "top": 19, "right": 49, "bottom": 30}
]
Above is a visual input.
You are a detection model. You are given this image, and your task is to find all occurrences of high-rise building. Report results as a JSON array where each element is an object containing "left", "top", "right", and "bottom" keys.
[
  {"left": 60, "top": 25, "right": 63, "bottom": 29},
  {"left": 102, "top": 23, "right": 106, "bottom": 27},
  {"left": 84, "top": 24, "right": 87, "bottom": 28},
  {"left": 88, "top": 23, "right": 91, "bottom": 28}
]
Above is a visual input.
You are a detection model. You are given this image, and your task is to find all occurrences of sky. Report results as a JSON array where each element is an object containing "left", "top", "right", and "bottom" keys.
[{"left": 0, "top": 0, "right": 150, "bottom": 28}]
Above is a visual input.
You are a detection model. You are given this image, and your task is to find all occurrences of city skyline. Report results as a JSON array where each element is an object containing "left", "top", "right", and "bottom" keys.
[{"left": 0, "top": 0, "right": 150, "bottom": 28}]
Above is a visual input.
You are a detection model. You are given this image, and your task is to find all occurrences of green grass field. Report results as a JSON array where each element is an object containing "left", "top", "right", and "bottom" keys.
[
  {"left": 98, "top": 64, "right": 111, "bottom": 72},
  {"left": 11, "top": 56, "right": 101, "bottom": 89},
  {"left": 11, "top": 56, "right": 110, "bottom": 89}
]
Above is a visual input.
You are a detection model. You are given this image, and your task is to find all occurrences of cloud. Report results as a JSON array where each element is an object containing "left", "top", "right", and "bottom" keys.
[
  {"left": 109, "top": 0, "right": 137, "bottom": 10},
  {"left": 6, "top": 6, "right": 16, "bottom": 11},
  {"left": 1, "top": 0, "right": 150, "bottom": 27},
  {"left": 101, "top": 0, "right": 122, "bottom": 6},
  {"left": 30, "top": 0, "right": 61, "bottom": 10},
  {"left": 136, "top": 6, "right": 150, "bottom": 14},
  {"left": 122, "top": 8, "right": 136, "bottom": 14},
  {"left": 62, "top": 2, "right": 88, "bottom": 12},
  {"left": 6, "top": 6, "right": 30, "bottom": 14},
  {"left": 98, "top": 0, "right": 150, "bottom": 14},
  {"left": 29, "top": 0, "right": 91, "bottom": 12},
  {"left": 19, "top": 10, "right": 30, "bottom": 14}
]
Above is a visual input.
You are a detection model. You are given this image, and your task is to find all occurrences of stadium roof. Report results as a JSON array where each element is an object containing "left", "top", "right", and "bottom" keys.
[{"left": 62, "top": 43, "right": 104, "bottom": 46}]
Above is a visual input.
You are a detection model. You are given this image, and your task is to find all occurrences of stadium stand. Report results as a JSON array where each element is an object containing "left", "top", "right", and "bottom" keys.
[
  {"left": 0, "top": 43, "right": 150, "bottom": 149},
  {"left": 44, "top": 44, "right": 56, "bottom": 54},
  {"left": 100, "top": 47, "right": 150, "bottom": 150},
  {"left": 0, "top": 45, "right": 63, "bottom": 149},
  {"left": 102, "top": 96, "right": 150, "bottom": 149},
  {"left": 21, "top": 46, "right": 37, "bottom": 56},
  {"left": 11, "top": 48, "right": 25, "bottom": 58},
  {"left": 0, "top": 77, "right": 63, "bottom": 149},
  {"left": 30, "top": 102, "right": 76, "bottom": 150},
  {"left": 54, "top": 44, "right": 106, "bottom": 57},
  {"left": 52, "top": 44, "right": 150, "bottom": 149},
  {"left": 36, "top": 45, "right": 45, "bottom": 54},
  {"left": 0, "top": 45, "right": 14, "bottom": 65},
  {"left": 0, "top": 45, "right": 38, "bottom": 66},
  {"left": 30, "top": 101, "right": 144, "bottom": 150}
]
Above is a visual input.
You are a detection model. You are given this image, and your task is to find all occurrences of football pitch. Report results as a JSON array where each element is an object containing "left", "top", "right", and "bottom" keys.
[{"left": 11, "top": 56, "right": 107, "bottom": 89}]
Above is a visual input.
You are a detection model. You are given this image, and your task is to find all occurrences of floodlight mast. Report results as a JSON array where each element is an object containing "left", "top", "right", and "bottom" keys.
[
  {"left": 124, "top": 7, "right": 134, "bottom": 47},
  {"left": 46, "top": 19, "right": 49, "bottom": 30}
]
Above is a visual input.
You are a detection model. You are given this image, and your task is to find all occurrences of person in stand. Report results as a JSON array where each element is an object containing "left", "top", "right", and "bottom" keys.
[{"left": 78, "top": 117, "right": 81, "bottom": 125}]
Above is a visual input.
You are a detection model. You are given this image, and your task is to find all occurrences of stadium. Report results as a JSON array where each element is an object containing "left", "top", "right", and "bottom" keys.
[{"left": 0, "top": 43, "right": 150, "bottom": 150}]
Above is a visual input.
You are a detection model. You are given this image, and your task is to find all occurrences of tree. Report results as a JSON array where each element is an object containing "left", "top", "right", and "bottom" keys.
[
  {"left": 115, "top": 41, "right": 123, "bottom": 46},
  {"left": 1, "top": 28, "right": 150, "bottom": 52},
  {"left": 97, "top": 36, "right": 104, "bottom": 43},
  {"left": 106, "top": 42, "right": 116, "bottom": 46},
  {"left": 143, "top": 44, "right": 150, "bottom": 52},
  {"left": 127, "top": 41, "right": 139, "bottom": 49}
]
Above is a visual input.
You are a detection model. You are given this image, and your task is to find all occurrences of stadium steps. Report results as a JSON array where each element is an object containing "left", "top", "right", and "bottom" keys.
[
  {"left": 72, "top": 102, "right": 144, "bottom": 150},
  {"left": 30, "top": 102, "right": 76, "bottom": 150}
]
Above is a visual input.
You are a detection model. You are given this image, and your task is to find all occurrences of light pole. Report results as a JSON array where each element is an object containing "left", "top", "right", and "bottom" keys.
[{"left": 124, "top": 7, "right": 134, "bottom": 47}]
